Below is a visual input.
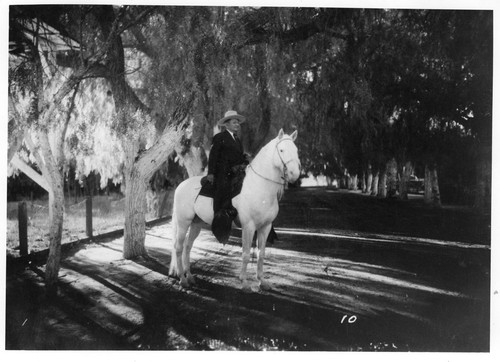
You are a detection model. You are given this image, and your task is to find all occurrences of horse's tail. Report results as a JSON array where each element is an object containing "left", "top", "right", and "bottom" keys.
[{"left": 168, "top": 190, "right": 179, "bottom": 276}]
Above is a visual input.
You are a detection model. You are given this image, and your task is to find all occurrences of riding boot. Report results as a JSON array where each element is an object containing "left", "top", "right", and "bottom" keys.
[
  {"left": 226, "top": 205, "right": 238, "bottom": 218},
  {"left": 212, "top": 208, "right": 236, "bottom": 244}
]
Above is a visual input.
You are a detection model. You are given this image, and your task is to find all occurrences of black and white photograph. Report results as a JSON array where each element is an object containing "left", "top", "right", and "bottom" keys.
[{"left": 2, "top": 0, "right": 497, "bottom": 358}]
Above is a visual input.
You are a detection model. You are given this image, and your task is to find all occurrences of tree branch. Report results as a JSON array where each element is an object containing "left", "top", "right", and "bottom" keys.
[
  {"left": 237, "top": 9, "right": 348, "bottom": 49},
  {"left": 119, "top": 6, "right": 159, "bottom": 33},
  {"left": 241, "top": 23, "right": 347, "bottom": 48},
  {"left": 127, "top": 27, "right": 158, "bottom": 59},
  {"left": 138, "top": 126, "right": 181, "bottom": 180},
  {"left": 7, "top": 91, "right": 28, "bottom": 163},
  {"left": 56, "top": 83, "right": 79, "bottom": 169},
  {"left": 24, "top": 131, "right": 50, "bottom": 180}
]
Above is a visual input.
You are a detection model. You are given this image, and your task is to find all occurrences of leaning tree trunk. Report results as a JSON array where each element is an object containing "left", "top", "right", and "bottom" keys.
[
  {"left": 121, "top": 124, "right": 185, "bottom": 259},
  {"left": 424, "top": 164, "right": 441, "bottom": 207},
  {"left": 94, "top": 5, "right": 193, "bottom": 258},
  {"left": 18, "top": 74, "right": 78, "bottom": 292}
]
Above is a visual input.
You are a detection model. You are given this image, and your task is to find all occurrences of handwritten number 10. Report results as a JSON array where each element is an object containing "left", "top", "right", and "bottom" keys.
[{"left": 341, "top": 315, "right": 357, "bottom": 324}]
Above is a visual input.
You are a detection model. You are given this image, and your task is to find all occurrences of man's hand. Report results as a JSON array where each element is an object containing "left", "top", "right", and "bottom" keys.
[
  {"left": 207, "top": 174, "right": 214, "bottom": 183},
  {"left": 231, "top": 164, "right": 247, "bottom": 173}
]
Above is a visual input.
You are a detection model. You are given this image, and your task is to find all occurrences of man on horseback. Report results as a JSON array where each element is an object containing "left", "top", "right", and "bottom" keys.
[
  {"left": 206, "top": 110, "right": 278, "bottom": 244},
  {"left": 207, "top": 111, "right": 249, "bottom": 233},
  {"left": 170, "top": 127, "right": 299, "bottom": 288}
]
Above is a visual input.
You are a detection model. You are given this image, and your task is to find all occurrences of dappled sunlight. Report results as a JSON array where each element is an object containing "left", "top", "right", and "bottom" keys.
[
  {"left": 262, "top": 246, "right": 465, "bottom": 323},
  {"left": 143, "top": 223, "right": 468, "bottom": 328},
  {"left": 71, "top": 243, "right": 123, "bottom": 264},
  {"left": 7, "top": 214, "right": 487, "bottom": 351}
]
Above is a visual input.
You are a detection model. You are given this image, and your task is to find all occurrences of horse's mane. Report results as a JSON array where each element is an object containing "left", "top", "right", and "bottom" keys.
[{"left": 252, "top": 137, "right": 276, "bottom": 163}]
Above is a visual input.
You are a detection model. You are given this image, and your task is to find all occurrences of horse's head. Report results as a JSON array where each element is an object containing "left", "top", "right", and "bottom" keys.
[{"left": 274, "top": 129, "right": 301, "bottom": 183}]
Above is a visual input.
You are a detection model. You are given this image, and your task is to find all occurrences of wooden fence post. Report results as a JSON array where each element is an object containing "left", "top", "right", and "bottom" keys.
[
  {"left": 18, "top": 201, "right": 28, "bottom": 256},
  {"left": 86, "top": 195, "right": 93, "bottom": 238}
]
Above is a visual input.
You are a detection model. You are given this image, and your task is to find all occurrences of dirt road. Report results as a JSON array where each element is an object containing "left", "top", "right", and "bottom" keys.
[{"left": 5, "top": 188, "right": 490, "bottom": 351}]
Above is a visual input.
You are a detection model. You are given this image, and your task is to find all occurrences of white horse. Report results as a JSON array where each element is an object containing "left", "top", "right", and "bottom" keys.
[{"left": 169, "top": 129, "right": 301, "bottom": 291}]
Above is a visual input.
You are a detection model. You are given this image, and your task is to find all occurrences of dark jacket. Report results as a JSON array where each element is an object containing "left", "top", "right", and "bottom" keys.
[{"left": 208, "top": 130, "right": 247, "bottom": 178}]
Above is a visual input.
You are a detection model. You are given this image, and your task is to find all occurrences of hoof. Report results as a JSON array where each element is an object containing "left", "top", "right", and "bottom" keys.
[
  {"left": 241, "top": 281, "right": 253, "bottom": 293},
  {"left": 259, "top": 280, "right": 272, "bottom": 291},
  {"left": 179, "top": 277, "right": 190, "bottom": 288},
  {"left": 187, "top": 274, "right": 197, "bottom": 285}
]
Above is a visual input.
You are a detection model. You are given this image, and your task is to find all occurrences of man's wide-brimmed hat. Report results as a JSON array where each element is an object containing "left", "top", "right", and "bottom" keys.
[{"left": 217, "top": 110, "right": 246, "bottom": 126}]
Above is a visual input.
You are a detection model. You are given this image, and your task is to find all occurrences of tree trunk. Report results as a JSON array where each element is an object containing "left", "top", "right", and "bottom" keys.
[
  {"left": 378, "top": 169, "right": 387, "bottom": 198},
  {"left": 37, "top": 131, "right": 66, "bottom": 293},
  {"left": 366, "top": 165, "right": 373, "bottom": 194},
  {"left": 386, "top": 158, "right": 398, "bottom": 197},
  {"left": 473, "top": 148, "right": 491, "bottom": 212},
  {"left": 399, "top": 161, "right": 413, "bottom": 200},
  {"left": 23, "top": 82, "right": 77, "bottom": 293},
  {"left": 93, "top": 5, "right": 195, "bottom": 258},
  {"left": 250, "top": 43, "right": 272, "bottom": 154},
  {"left": 351, "top": 174, "right": 358, "bottom": 191},
  {"left": 66, "top": 172, "right": 70, "bottom": 199},
  {"left": 371, "top": 171, "right": 379, "bottom": 196},
  {"left": 123, "top": 166, "right": 148, "bottom": 259},
  {"left": 193, "top": 35, "right": 213, "bottom": 154},
  {"left": 424, "top": 164, "right": 441, "bottom": 207},
  {"left": 347, "top": 174, "right": 353, "bottom": 190},
  {"left": 121, "top": 124, "right": 185, "bottom": 259},
  {"left": 361, "top": 171, "right": 367, "bottom": 193},
  {"left": 45, "top": 185, "right": 65, "bottom": 293}
]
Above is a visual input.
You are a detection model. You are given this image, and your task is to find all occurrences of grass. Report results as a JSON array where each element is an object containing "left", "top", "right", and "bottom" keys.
[{"left": 6, "top": 191, "right": 174, "bottom": 258}]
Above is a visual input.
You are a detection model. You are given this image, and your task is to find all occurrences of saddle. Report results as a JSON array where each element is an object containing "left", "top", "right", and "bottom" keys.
[
  {"left": 198, "top": 169, "right": 277, "bottom": 245},
  {"left": 198, "top": 169, "right": 246, "bottom": 199},
  {"left": 198, "top": 176, "right": 216, "bottom": 198},
  {"left": 197, "top": 170, "right": 245, "bottom": 244}
]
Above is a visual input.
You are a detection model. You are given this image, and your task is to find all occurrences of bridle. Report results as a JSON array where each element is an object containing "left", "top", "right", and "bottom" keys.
[{"left": 248, "top": 138, "right": 298, "bottom": 188}]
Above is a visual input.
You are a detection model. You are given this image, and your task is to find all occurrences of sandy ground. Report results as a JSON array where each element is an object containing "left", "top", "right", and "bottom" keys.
[{"left": 5, "top": 188, "right": 491, "bottom": 351}]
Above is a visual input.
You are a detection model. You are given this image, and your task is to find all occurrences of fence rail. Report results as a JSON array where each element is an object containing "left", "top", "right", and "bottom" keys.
[{"left": 11, "top": 195, "right": 171, "bottom": 271}]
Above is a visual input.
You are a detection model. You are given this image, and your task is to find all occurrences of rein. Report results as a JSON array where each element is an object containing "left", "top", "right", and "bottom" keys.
[
  {"left": 248, "top": 163, "right": 285, "bottom": 186},
  {"left": 248, "top": 138, "right": 296, "bottom": 192}
]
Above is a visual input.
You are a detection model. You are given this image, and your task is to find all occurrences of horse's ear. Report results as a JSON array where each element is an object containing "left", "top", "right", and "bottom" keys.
[
  {"left": 290, "top": 130, "right": 298, "bottom": 141},
  {"left": 278, "top": 128, "right": 284, "bottom": 139}
]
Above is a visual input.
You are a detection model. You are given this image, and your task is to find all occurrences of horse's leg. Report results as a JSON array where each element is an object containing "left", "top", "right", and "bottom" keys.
[
  {"left": 170, "top": 218, "right": 190, "bottom": 288},
  {"left": 183, "top": 222, "right": 201, "bottom": 285},
  {"left": 240, "top": 224, "right": 255, "bottom": 292},
  {"left": 256, "top": 223, "right": 272, "bottom": 291}
]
